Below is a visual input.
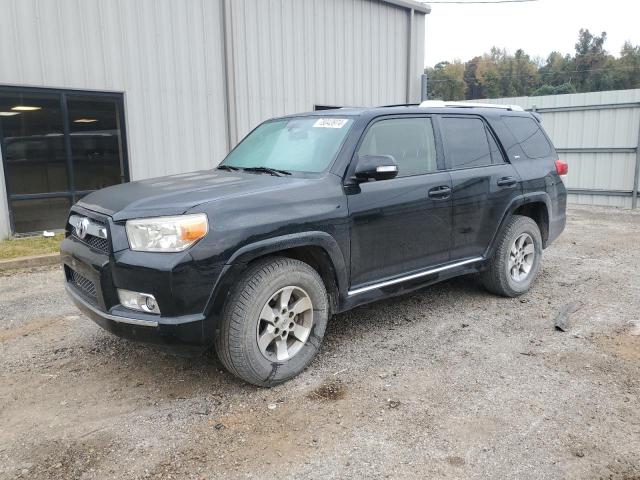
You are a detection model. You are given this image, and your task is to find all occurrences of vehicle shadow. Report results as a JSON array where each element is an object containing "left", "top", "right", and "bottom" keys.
[
  {"left": 72, "top": 274, "right": 485, "bottom": 394},
  {"left": 324, "top": 274, "right": 485, "bottom": 348}
]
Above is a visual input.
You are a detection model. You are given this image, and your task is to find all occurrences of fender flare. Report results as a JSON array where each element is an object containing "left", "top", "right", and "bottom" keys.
[
  {"left": 485, "top": 192, "right": 552, "bottom": 259},
  {"left": 202, "top": 232, "right": 348, "bottom": 337},
  {"left": 227, "top": 231, "right": 347, "bottom": 280}
]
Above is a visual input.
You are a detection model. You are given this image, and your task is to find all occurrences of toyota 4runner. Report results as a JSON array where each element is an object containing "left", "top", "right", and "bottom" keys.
[{"left": 61, "top": 101, "right": 567, "bottom": 386}]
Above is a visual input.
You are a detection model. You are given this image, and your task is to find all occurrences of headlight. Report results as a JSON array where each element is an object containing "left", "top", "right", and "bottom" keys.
[{"left": 125, "top": 213, "right": 208, "bottom": 252}]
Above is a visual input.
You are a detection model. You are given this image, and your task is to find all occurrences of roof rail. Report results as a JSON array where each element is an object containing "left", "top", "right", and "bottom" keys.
[
  {"left": 378, "top": 103, "right": 420, "bottom": 108},
  {"left": 419, "top": 100, "right": 524, "bottom": 112}
]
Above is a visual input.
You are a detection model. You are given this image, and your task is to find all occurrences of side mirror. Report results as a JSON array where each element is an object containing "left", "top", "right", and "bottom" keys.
[{"left": 354, "top": 155, "right": 399, "bottom": 181}]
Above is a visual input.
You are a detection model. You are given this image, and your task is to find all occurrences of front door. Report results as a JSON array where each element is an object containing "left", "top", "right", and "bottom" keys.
[
  {"left": 438, "top": 115, "right": 522, "bottom": 260},
  {"left": 347, "top": 116, "right": 452, "bottom": 287}
]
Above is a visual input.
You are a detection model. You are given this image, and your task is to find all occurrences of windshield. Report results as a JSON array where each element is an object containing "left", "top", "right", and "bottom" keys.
[{"left": 221, "top": 117, "right": 354, "bottom": 173}]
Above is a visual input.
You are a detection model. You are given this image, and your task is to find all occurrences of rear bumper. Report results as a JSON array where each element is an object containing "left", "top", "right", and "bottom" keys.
[
  {"left": 548, "top": 181, "right": 567, "bottom": 246},
  {"left": 548, "top": 210, "right": 566, "bottom": 245}
]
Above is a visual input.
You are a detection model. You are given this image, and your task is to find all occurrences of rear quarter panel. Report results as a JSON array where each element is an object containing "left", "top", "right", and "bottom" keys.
[{"left": 487, "top": 113, "right": 567, "bottom": 243}]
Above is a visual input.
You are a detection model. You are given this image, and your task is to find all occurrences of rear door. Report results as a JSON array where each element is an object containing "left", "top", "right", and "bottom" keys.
[
  {"left": 437, "top": 115, "right": 522, "bottom": 260},
  {"left": 347, "top": 116, "right": 452, "bottom": 287}
]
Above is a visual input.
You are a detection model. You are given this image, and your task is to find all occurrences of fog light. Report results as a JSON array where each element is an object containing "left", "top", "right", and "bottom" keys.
[{"left": 117, "top": 289, "right": 161, "bottom": 314}]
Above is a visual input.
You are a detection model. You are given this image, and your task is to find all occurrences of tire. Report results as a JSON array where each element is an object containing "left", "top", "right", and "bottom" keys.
[
  {"left": 215, "top": 256, "right": 329, "bottom": 387},
  {"left": 481, "top": 215, "right": 543, "bottom": 297}
]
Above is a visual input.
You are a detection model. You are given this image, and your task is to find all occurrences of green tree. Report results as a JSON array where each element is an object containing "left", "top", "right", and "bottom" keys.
[
  {"left": 613, "top": 41, "right": 640, "bottom": 89},
  {"left": 511, "top": 49, "right": 539, "bottom": 96},
  {"left": 425, "top": 61, "right": 466, "bottom": 100},
  {"left": 425, "top": 29, "right": 639, "bottom": 99},
  {"left": 538, "top": 52, "right": 574, "bottom": 89},
  {"left": 475, "top": 55, "right": 501, "bottom": 98},
  {"left": 463, "top": 56, "right": 482, "bottom": 99},
  {"left": 532, "top": 83, "right": 576, "bottom": 96},
  {"left": 574, "top": 29, "right": 615, "bottom": 92}
]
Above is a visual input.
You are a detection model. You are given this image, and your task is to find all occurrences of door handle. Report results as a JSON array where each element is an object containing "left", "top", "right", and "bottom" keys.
[
  {"left": 428, "top": 185, "right": 451, "bottom": 199},
  {"left": 497, "top": 176, "right": 517, "bottom": 187}
]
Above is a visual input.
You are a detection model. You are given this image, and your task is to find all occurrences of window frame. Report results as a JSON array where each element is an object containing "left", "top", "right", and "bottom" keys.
[
  {"left": 486, "top": 125, "right": 507, "bottom": 165},
  {"left": 347, "top": 114, "right": 444, "bottom": 182},
  {"left": 0, "top": 85, "right": 130, "bottom": 234},
  {"left": 435, "top": 114, "right": 510, "bottom": 172}
]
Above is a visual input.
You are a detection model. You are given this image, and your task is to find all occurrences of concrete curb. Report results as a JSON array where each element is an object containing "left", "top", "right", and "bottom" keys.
[{"left": 0, "top": 253, "right": 61, "bottom": 272}]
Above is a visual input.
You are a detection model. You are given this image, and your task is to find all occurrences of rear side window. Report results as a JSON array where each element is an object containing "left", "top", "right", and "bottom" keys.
[
  {"left": 440, "top": 117, "right": 492, "bottom": 169},
  {"left": 357, "top": 117, "right": 438, "bottom": 177},
  {"left": 502, "top": 116, "right": 551, "bottom": 159}
]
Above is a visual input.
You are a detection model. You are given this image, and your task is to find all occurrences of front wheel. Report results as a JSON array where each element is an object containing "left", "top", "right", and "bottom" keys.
[
  {"left": 481, "top": 215, "right": 542, "bottom": 297},
  {"left": 215, "top": 257, "right": 329, "bottom": 387}
]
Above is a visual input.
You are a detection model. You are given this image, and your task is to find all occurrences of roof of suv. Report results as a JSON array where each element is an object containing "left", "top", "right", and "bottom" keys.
[{"left": 289, "top": 102, "right": 534, "bottom": 120}]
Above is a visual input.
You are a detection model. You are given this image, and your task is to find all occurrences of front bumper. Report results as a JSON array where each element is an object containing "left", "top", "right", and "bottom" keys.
[
  {"left": 65, "top": 283, "right": 207, "bottom": 346},
  {"left": 61, "top": 206, "right": 224, "bottom": 347},
  {"left": 66, "top": 283, "right": 159, "bottom": 327}
]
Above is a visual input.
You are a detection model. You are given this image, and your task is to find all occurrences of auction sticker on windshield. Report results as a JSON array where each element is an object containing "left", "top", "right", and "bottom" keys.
[{"left": 313, "top": 118, "right": 349, "bottom": 129}]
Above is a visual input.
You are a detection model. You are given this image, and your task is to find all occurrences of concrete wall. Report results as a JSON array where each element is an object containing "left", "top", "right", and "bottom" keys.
[
  {"left": 0, "top": 0, "right": 429, "bottom": 237},
  {"left": 471, "top": 89, "right": 640, "bottom": 209}
]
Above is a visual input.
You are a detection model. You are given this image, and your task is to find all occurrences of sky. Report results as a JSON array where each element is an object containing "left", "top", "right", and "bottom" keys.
[{"left": 423, "top": 0, "right": 640, "bottom": 67}]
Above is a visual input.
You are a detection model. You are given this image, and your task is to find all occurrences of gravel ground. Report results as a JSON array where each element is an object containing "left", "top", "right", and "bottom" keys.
[{"left": 1, "top": 205, "right": 639, "bottom": 480}]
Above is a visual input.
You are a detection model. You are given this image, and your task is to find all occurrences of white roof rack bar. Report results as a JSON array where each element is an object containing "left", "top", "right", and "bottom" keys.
[{"left": 419, "top": 100, "right": 524, "bottom": 112}]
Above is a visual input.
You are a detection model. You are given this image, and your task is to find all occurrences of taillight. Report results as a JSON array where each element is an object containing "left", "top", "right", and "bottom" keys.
[{"left": 555, "top": 159, "right": 568, "bottom": 179}]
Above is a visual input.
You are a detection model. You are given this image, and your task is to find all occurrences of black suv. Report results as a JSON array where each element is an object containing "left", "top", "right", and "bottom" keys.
[{"left": 61, "top": 103, "right": 567, "bottom": 386}]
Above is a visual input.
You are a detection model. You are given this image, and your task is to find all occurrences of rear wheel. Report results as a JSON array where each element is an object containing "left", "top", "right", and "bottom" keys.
[
  {"left": 215, "top": 256, "right": 329, "bottom": 387},
  {"left": 481, "top": 215, "right": 542, "bottom": 297}
]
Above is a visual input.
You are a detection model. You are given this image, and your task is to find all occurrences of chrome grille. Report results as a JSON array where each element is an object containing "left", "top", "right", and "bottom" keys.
[
  {"left": 70, "top": 270, "right": 98, "bottom": 302},
  {"left": 69, "top": 214, "right": 110, "bottom": 254}
]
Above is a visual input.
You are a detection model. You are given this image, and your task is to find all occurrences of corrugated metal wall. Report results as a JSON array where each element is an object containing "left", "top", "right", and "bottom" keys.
[
  {"left": 0, "top": 0, "right": 426, "bottom": 237},
  {"left": 471, "top": 90, "right": 640, "bottom": 209},
  {"left": 226, "top": 0, "right": 425, "bottom": 142},
  {"left": 0, "top": 0, "right": 230, "bottom": 183}
]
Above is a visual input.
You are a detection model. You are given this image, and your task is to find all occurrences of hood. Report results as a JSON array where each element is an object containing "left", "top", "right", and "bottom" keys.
[{"left": 77, "top": 169, "right": 313, "bottom": 221}]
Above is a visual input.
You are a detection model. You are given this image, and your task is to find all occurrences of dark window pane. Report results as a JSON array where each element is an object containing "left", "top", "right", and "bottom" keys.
[
  {"left": 441, "top": 117, "right": 492, "bottom": 169},
  {"left": 1, "top": 88, "right": 128, "bottom": 235},
  {"left": 67, "top": 96, "right": 125, "bottom": 191},
  {"left": 357, "top": 118, "right": 438, "bottom": 177},
  {"left": 502, "top": 116, "right": 551, "bottom": 159},
  {"left": 10, "top": 197, "right": 71, "bottom": 233},
  {"left": 0, "top": 91, "right": 69, "bottom": 194}
]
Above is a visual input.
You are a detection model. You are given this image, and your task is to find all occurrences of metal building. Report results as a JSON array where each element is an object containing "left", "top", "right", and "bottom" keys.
[
  {"left": 471, "top": 89, "right": 640, "bottom": 209},
  {"left": 0, "top": 0, "right": 429, "bottom": 237}
]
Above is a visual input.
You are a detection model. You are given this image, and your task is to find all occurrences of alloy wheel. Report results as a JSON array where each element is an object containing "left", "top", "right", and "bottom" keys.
[
  {"left": 256, "top": 286, "right": 314, "bottom": 362},
  {"left": 508, "top": 233, "right": 535, "bottom": 282}
]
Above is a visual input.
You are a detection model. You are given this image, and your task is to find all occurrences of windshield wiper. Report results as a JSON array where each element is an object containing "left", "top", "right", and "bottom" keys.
[
  {"left": 217, "top": 165, "right": 240, "bottom": 171},
  {"left": 241, "top": 166, "right": 292, "bottom": 177}
]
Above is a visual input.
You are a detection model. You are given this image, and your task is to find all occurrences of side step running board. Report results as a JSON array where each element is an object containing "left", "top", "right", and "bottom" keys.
[{"left": 347, "top": 257, "right": 483, "bottom": 296}]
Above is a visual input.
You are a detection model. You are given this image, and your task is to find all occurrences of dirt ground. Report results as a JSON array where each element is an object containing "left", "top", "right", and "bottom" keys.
[{"left": 1, "top": 205, "right": 639, "bottom": 480}]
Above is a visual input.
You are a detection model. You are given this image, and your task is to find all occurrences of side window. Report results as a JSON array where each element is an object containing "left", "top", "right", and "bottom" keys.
[
  {"left": 357, "top": 117, "right": 438, "bottom": 177},
  {"left": 440, "top": 117, "right": 492, "bottom": 169},
  {"left": 502, "top": 116, "right": 551, "bottom": 159}
]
